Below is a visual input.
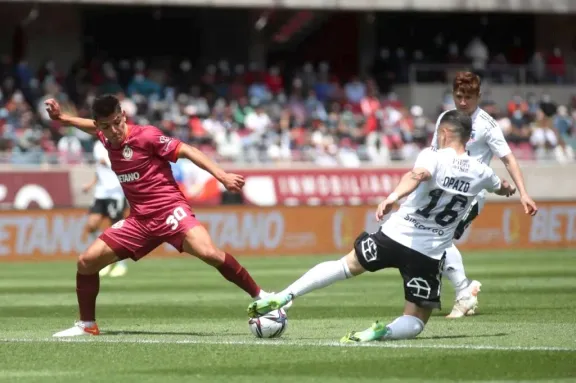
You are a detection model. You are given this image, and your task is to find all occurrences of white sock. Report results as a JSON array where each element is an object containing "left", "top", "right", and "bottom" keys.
[
  {"left": 443, "top": 244, "right": 470, "bottom": 295},
  {"left": 281, "top": 258, "right": 352, "bottom": 297},
  {"left": 382, "top": 315, "right": 425, "bottom": 340}
]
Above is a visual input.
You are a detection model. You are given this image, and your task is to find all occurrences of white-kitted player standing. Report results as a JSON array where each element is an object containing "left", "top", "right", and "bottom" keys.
[
  {"left": 432, "top": 72, "right": 538, "bottom": 318},
  {"left": 248, "top": 110, "right": 516, "bottom": 343},
  {"left": 82, "top": 139, "right": 128, "bottom": 277}
]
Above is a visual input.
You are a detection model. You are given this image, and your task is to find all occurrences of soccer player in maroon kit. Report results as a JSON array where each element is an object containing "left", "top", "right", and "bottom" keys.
[{"left": 46, "top": 95, "right": 273, "bottom": 337}]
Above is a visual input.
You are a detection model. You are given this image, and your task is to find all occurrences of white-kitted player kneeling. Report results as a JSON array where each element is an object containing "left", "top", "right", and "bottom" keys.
[{"left": 247, "top": 109, "right": 516, "bottom": 342}]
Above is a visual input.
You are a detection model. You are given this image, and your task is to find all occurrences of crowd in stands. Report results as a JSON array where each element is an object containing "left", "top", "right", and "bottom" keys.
[{"left": 0, "top": 49, "right": 575, "bottom": 166}]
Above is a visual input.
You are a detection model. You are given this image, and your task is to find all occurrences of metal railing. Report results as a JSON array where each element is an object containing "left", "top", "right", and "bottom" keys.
[{"left": 406, "top": 63, "right": 576, "bottom": 85}]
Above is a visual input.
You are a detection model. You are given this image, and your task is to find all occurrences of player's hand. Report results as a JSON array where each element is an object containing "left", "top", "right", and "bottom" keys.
[
  {"left": 221, "top": 173, "right": 245, "bottom": 193},
  {"left": 520, "top": 194, "right": 538, "bottom": 216},
  {"left": 500, "top": 179, "right": 516, "bottom": 197},
  {"left": 44, "top": 99, "right": 62, "bottom": 121},
  {"left": 375, "top": 199, "right": 395, "bottom": 221},
  {"left": 81, "top": 183, "right": 92, "bottom": 194}
]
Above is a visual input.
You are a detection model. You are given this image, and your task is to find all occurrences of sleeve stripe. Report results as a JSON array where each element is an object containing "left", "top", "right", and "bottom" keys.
[{"left": 171, "top": 141, "right": 183, "bottom": 162}]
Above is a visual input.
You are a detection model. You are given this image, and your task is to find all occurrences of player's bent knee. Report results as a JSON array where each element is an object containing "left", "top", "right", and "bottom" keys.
[
  {"left": 344, "top": 250, "right": 366, "bottom": 276},
  {"left": 77, "top": 239, "right": 120, "bottom": 274},
  {"left": 77, "top": 253, "right": 100, "bottom": 274}
]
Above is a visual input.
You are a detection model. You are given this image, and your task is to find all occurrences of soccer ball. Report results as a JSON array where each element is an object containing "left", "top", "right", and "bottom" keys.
[{"left": 248, "top": 309, "right": 288, "bottom": 339}]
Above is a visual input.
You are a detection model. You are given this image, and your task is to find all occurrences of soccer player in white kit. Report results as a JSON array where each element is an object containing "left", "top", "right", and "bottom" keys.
[
  {"left": 248, "top": 110, "right": 516, "bottom": 342},
  {"left": 82, "top": 139, "right": 128, "bottom": 277},
  {"left": 432, "top": 72, "right": 538, "bottom": 318}
]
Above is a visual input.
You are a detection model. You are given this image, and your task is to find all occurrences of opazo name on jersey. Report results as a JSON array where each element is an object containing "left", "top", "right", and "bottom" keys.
[{"left": 442, "top": 177, "right": 470, "bottom": 193}]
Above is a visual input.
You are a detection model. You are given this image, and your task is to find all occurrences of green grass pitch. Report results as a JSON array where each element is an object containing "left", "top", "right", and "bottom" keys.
[{"left": 0, "top": 249, "right": 575, "bottom": 382}]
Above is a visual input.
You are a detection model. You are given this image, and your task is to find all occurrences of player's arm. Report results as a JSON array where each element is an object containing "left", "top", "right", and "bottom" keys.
[
  {"left": 499, "top": 154, "right": 527, "bottom": 195},
  {"left": 392, "top": 168, "right": 432, "bottom": 200},
  {"left": 82, "top": 173, "right": 98, "bottom": 194},
  {"left": 93, "top": 142, "right": 112, "bottom": 168},
  {"left": 376, "top": 149, "right": 437, "bottom": 221},
  {"left": 44, "top": 99, "right": 97, "bottom": 135},
  {"left": 482, "top": 166, "right": 515, "bottom": 197},
  {"left": 176, "top": 143, "right": 245, "bottom": 193},
  {"left": 487, "top": 125, "right": 538, "bottom": 215}
]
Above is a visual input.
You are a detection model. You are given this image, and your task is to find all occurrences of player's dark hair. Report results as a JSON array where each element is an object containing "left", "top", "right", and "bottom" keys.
[
  {"left": 453, "top": 71, "right": 481, "bottom": 96},
  {"left": 92, "top": 94, "right": 121, "bottom": 120},
  {"left": 440, "top": 109, "right": 473, "bottom": 143}
]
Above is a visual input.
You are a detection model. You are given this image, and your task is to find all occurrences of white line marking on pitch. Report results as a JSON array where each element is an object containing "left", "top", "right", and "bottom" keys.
[{"left": 0, "top": 338, "right": 573, "bottom": 352}]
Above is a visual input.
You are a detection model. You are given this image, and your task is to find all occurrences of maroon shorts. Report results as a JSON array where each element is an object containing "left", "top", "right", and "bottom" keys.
[{"left": 100, "top": 204, "right": 200, "bottom": 261}]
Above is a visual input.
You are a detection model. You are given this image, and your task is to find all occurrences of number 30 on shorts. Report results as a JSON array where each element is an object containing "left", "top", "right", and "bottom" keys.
[{"left": 166, "top": 207, "right": 188, "bottom": 230}]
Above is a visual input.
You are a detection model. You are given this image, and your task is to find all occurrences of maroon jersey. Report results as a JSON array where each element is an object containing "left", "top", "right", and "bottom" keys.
[{"left": 97, "top": 125, "right": 187, "bottom": 218}]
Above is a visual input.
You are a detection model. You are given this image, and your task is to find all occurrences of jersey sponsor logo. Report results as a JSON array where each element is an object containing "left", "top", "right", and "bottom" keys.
[
  {"left": 117, "top": 172, "right": 140, "bottom": 183},
  {"left": 111, "top": 219, "right": 125, "bottom": 229},
  {"left": 122, "top": 146, "right": 133, "bottom": 160},
  {"left": 406, "top": 277, "right": 431, "bottom": 299},
  {"left": 403, "top": 215, "right": 445, "bottom": 236}
]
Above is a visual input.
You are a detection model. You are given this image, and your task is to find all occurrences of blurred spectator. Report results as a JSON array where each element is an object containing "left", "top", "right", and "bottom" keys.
[
  {"left": 265, "top": 66, "right": 284, "bottom": 95},
  {"left": 465, "top": 36, "right": 489, "bottom": 77},
  {"left": 530, "top": 102, "right": 571, "bottom": 162},
  {"left": 344, "top": 76, "right": 366, "bottom": 104},
  {"left": 547, "top": 47, "right": 566, "bottom": 84},
  {"left": 1, "top": 48, "right": 575, "bottom": 167},
  {"left": 529, "top": 51, "right": 546, "bottom": 84},
  {"left": 555, "top": 105, "right": 573, "bottom": 139}
]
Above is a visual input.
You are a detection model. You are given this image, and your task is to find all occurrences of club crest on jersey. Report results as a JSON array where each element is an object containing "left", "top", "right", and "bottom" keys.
[{"left": 122, "top": 145, "right": 133, "bottom": 160}]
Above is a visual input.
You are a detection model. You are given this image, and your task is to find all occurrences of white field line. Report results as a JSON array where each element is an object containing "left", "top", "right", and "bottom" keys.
[{"left": 0, "top": 337, "right": 574, "bottom": 352}]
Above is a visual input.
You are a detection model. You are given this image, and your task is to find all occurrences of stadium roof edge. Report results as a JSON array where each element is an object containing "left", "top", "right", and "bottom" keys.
[{"left": 1, "top": 0, "right": 574, "bottom": 13}]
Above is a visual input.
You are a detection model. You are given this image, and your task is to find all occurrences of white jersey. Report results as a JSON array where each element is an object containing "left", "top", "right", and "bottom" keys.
[
  {"left": 431, "top": 108, "right": 511, "bottom": 166},
  {"left": 93, "top": 140, "right": 124, "bottom": 200},
  {"left": 381, "top": 148, "right": 502, "bottom": 260}
]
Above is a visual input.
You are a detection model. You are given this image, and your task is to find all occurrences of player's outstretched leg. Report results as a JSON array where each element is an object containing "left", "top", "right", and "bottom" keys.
[
  {"left": 247, "top": 250, "right": 364, "bottom": 317},
  {"left": 341, "top": 302, "right": 430, "bottom": 343},
  {"left": 84, "top": 213, "right": 112, "bottom": 277},
  {"left": 182, "top": 226, "right": 266, "bottom": 299},
  {"left": 443, "top": 244, "right": 482, "bottom": 318},
  {"left": 53, "top": 239, "right": 120, "bottom": 337}
]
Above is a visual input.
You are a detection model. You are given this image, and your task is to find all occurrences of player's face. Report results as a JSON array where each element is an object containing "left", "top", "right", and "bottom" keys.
[
  {"left": 96, "top": 111, "right": 127, "bottom": 145},
  {"left": 453, "top": 90, "right": 480, "bottom": 115}
]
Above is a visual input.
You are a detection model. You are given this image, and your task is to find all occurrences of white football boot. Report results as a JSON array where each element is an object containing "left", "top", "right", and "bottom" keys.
[
  {"left": 53, "top": 321, "right": 100, "bottom": 337},
  {"left": 446, "top": 280, "right": 482, "bottom": 318},
  {"left": 99, "top": 265, "right": 112, "bottom": 277},
  {"left": 109, "top": 261, "right": 128, "bottom": 278}
]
